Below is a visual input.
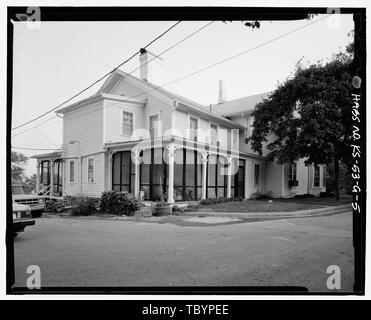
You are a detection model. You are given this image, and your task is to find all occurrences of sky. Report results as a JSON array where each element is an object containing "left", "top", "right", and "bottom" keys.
[{"left": 11, "top": 14, "right": 354, "bottom": 176}]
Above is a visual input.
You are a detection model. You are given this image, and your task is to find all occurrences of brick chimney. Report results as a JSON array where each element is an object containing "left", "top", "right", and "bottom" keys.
[{"left": 139, "top": 48, "right": 163, "bottom": 85}]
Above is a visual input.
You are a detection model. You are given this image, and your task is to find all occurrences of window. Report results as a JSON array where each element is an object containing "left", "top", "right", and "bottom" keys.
[
  {"left": 149, "top": 114, "right": 159, "bottom": 139},
  {"left": 210, "top": 124, "right": 218, "bottom": 146},
  {"left": 231, "top": 129, "right": 239, "bottom": 150},
  {"left": 69, "top": 160, "right": 75, "bottom": 183},
  {"left": 122, "top": 111, "right": 133, "bottom": 136},
  {"left": 254, "top": 164, "right": 260, "bottom": 185},
  {"left": 234, "top": 159, "right": 245, "bottom": 197},
  {"left": 313, "top": 165, "right": 320, "bottom": 187},
  {"left": 189, "top": 117, "right": 198, "bottom": 141},
  {"left": 288, "top": 162, "right": 297, "bottom": 181},
  {"left": 87, "top": 157, "right": 94, "bottom": 183},
  {"left": 288, "top": 162, "right": 298, "bottom": 188},
  {"left": 41, "top": 160, "right": 50, "bottom": 185}
]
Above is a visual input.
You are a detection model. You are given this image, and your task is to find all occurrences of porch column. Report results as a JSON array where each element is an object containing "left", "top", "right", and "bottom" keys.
[
  {"left": 50, "top": 160, "right": 54, "bottom": 196},
  {"left": 36, "top": 162, "right": 40, "bottom": 192},
  {"left": 108, "top": 152, "right": 115, "bottom": 191},
  {"left": 226, "top": 156, "right": 232, "bottom": 198},
  {"left": 166, "top": 144, "right": 177, "bottom": 204},
  {"left": 62, "top": 160, "right": 65, "bottom": 196},
  {"left": 133, "top": 148, "right": 142, "bottom": 200},
  {"left": 201, "top": 152, "right": 208, "bottom": 200}
]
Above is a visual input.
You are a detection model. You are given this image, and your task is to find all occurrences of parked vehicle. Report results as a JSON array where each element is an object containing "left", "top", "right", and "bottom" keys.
[
  {"left": 12, "top": 201, "right": 35, "bottom": 236},
  {"left": 12, "top": 179, "right": 45, "bottom": 218}
]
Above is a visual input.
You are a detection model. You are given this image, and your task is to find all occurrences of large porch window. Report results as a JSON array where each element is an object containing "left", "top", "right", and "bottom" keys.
[
  {"left": 174, "top": 148, "right": 202, "bottom": 201},
  {"left": 140, "top": 148, "right": 167, "bottom": 200},
  {"left": 207, "top": 154, "right": 227, "bottom": 198}
]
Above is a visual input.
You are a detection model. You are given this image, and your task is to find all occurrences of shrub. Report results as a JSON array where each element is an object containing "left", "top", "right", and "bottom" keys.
[
  {"left": 199, "top": 196, "right": 243, "bottom": 206},
  {"left": 71, "top": 202, "right": 97, "bottom": 216},
  {"left": 45, "top": 199, "right": 65, "bottom": 213},
  {"left": 319, "top": 191, "right": 335, "bottom": 198},
  {"left": 99, "top": 191, "right": 139, "bottom": 216},
  {"left": 233, "top": 196, "right": 244, "bottom": 202},
  {"left": 252, "top": 191, "right": 272, "bottom": 200},
  {"left": 294, "top": 193, "right": 315, "bottom": 199}
]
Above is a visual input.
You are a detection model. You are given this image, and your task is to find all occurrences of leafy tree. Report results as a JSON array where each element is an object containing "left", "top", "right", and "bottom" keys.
[
  {"left": 248, "top": 43, "right": 353, "bottom": 200},
  {"left": 326, "top": 162, "right": 352, "bottom": 195},
  {"left": 11, "top": 151, "right": 29, "bottom": 181},
  {"left": 24, "top": 173, "right": 37, "bottom": 193}
]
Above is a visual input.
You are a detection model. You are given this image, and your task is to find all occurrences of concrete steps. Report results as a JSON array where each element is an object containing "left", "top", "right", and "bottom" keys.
[{"left": 135, "top": 204, "right": 152, "bottom": 217}]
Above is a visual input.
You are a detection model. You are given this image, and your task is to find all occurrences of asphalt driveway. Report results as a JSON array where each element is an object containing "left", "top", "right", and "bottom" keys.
[{"left": 13, "top": 210, "right": 354, "bottom": 292}]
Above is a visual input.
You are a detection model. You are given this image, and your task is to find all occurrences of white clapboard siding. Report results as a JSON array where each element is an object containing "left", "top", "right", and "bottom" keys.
[
  {"left": 104, "top": 100, "right": 145, "bottom": 144},
  {"left": 109, "top": 78, "right": 172, "bottom": 132},
  {"left": 62, "top": 100, "right": 104, "bottom": 197}
]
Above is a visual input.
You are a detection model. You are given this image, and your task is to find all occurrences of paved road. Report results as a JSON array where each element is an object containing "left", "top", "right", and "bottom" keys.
[{"left": 13, "top": 210, "right": 354, "bottom": 292}]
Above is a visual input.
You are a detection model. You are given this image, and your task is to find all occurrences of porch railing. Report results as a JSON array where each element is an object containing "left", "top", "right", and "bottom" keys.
[{"left": 35, "top": 184, "right": 51, "bottom": 196}]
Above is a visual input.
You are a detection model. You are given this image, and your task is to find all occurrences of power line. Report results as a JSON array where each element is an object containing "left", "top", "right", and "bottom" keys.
[
  {"left": 11, "top": 23, "right": 170, "bottom": 137},
  {"left": 11, "top": 20, "right": 210, "bottom": 137},
  {"left": 14, "top": 23, "right": 27, "bottom": 41},
  {"left": 35, "top": 127, "right": 59, "bottom": 147},
  {"left": 12, "top": 16, "right": 330, "bottom": 135},
  {"left": 44, "top": 21, "right": 216, "bottom": 123},
  {"left": 14, "top": 28, "right": 37, "bottom": 51},
  {"left": 12, "top": 146, "right": 62, "bottom": 151},
  {"left": 35, "top": 16, "right": 330, "bottom": 126},
  {"left": 12, "top": 116, "right": 60, "bottom": 137},
  {"left": 122, "top": 21, "right": 215, "bottom": 81},
  {"left": 128, "top": 15, "right": 332, "bottom": 102},
  {"left": 11, "top": 20, "right": 182, "bottom": 131},
  {"left": 48, "top": 22, "right": 172, "bottom": 101}
]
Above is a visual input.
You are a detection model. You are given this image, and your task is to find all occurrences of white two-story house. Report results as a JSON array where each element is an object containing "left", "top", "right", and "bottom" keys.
[{"left": 32, "top": 49, "right": 326, "bottom": 202}]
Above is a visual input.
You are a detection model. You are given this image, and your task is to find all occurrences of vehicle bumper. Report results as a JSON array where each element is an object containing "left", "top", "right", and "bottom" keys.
[
  {"left": 13, "top": 219, "right": 35, "bottom": 232},
  {"left": 29, "top": 204, "right": 45, "bottom": 212}
]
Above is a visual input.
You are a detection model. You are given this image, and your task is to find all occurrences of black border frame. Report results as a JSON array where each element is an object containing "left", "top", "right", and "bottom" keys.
[{"left": 6, "top": 6, "right": 366, "bottom": 295}]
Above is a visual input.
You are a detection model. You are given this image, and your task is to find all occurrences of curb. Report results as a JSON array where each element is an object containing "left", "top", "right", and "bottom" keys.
[{"left": 183, "top": 204, "right": 351, "bottom": 219}]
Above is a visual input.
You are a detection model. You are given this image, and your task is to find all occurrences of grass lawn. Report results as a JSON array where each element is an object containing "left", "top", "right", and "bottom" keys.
[
  {"left": 276, "top": 195, "right": 352, "bottom": 207},
  {"left": 196, "top": 196, "right": 352, "bottom": 213}
]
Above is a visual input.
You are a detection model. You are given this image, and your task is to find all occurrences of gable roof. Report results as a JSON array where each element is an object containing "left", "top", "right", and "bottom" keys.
[
  {"left": 211, "top": 91, "right": 272, "bottom": 117},
  {"left": 95, "top": 69, "right": 245, "bottom": 129}
]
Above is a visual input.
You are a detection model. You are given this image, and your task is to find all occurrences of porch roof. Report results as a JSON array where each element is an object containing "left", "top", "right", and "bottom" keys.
[
  {"left": 30, "top": 150, "right": 62, "bottom": 160},
  {"left": 104, "top": 136, "right": 266, "bottom": 161}
]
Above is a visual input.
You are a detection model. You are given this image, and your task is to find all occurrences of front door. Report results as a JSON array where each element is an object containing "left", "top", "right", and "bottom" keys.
[
  {"left": 235, "top": 159, "right": 245, "bottom": 197},
  {"left": 112, "top": 151, "right": 135, "bottom": 193}
]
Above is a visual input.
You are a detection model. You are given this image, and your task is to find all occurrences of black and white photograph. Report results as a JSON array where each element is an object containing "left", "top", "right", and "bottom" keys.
[{"left": 5, "top": 4, "right": 366, "bottom": 299}]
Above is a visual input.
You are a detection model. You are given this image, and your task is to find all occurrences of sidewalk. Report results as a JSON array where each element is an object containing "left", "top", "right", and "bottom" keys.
[{"left": 182, "top": 204, "right": 351, "bottom": 219}]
